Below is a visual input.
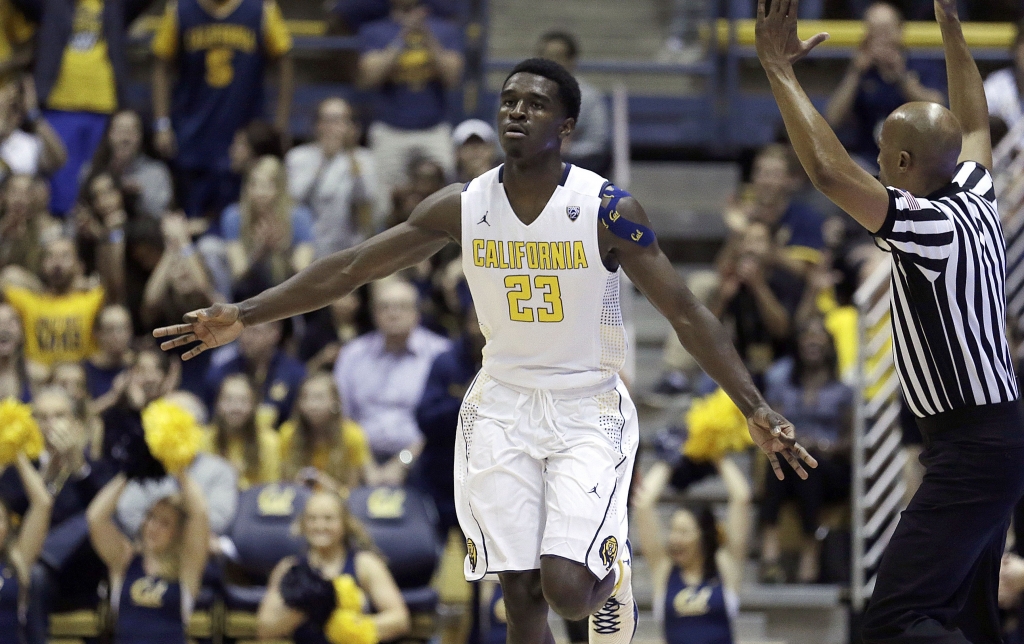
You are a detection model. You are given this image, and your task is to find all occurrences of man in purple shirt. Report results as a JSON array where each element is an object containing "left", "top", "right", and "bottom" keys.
[{"left": 333, "top": 278, "right": 450, "bottom": 482}]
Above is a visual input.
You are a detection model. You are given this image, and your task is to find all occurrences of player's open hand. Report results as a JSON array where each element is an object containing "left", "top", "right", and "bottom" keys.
[
  {"left": 755, "top": 0, "right": 829, "bottom": 68},
  {"left": 153, "top": 303, "right": 244, "bottom": 361},
  {"left": 747, "top": 405, "right": 818, "bottom": 480}
]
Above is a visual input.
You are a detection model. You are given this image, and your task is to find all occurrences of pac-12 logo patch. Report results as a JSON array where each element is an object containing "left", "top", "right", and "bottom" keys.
[
  {"left": 566, "top": 205, "right": 580, "bottom": 221},
  {"left": 600, "top": 536, "right": 618, "bottom": 570},
  {"left": 467, "top": 538, "right": 478, "bottom": 572}
]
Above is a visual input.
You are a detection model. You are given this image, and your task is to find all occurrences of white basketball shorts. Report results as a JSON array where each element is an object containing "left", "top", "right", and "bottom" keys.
[{"left": 454, "top": 371, "right": 639, "bottom": 581}]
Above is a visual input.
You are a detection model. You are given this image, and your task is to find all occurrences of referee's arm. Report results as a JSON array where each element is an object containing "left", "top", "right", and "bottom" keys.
[
  {"left": 753, "top": 0, "right": 890, "bottom": 233},
  {"left": 936, "top": 0, "right": 991, "bottom": 169}
]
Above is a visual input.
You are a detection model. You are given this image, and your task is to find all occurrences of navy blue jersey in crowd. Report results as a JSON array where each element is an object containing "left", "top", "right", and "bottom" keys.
[
  {"left": 152, "top": 0, "right": 292, "bottom": 170},
  {"left": 663, "top": 567, "right": 734, "bottom": 644},
  {"left": 203, "top": 348, "right": 306, "bottom": 426},
  {"left": 0, "top": 562, "right": 19, "bottom": 644},
  {"left": 115, "top": 556, "right": 185, "bottom": 644},
  {"left": 773, "top": 200, "right": 826, "bottom": 263},
  {"left": 358, "top": 16, "right": 462, "bottom": 130},
  {"left": 849, "top": 58, "right": 947, "bottom": 161},
  {"left": 413, "top": 336, "right": 481, "bottom": 534},
  {"left": 292, "top": 551, "right": 362, "bottom": 644}
]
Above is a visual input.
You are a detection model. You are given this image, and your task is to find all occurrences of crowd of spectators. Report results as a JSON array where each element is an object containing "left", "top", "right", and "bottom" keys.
[{"left": 0, "top": 0, "right": 1021, "bottom": 641}]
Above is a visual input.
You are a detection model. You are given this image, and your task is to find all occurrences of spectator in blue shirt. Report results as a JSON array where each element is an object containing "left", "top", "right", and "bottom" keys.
[
  {"left": 219, "top": 156, "right": 315, "bottom": 297},
  {"left": 204, "top": 316, "right": 305, "bottom": 427},
  {"left": 85, "top": 304, "right": 134, "bottom": 400},
  {"left": 759, "top": 317, "right": 852, "bottom": 584},
  {"left": 357, "top": 0, "right": 463, "bottom": 196},
  {"left": 824, "top": 2, "right": 946, "bottom": 171},
  {"left": 414, "top": 296, "right": 482, "bottom": 537},
  {"left": 725, "top": 144, "right": 827, "bottom": 278}
]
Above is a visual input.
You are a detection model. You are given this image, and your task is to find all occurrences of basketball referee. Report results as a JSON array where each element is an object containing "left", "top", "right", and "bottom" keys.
[{"left": 756, "top": 0, "right": 1024, "bottom": 641}]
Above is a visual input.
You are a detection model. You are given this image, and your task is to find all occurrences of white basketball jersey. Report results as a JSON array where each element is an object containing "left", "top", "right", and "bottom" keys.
[{"left": 461, "top": 163, "right": 627, "bottom": 391}]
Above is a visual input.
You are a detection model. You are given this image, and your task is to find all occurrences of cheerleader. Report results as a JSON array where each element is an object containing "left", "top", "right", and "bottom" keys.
[
  {"left": 0, "top": 450, "right": 53, "bottom": 644},
  {"left": 257, "top": 490, "right": 409, "bottom": 644},
  {"left": 633, "top": 456, "right": 751, "bottom": 644},
  {"left": 87, "top": 472, "right": 209, "bottom": 644}
]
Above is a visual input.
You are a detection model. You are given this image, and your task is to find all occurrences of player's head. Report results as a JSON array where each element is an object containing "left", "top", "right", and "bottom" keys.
[
  {"left": 499, "top": 58, "right": 581, "bottom": 160},
  {"left": 537, "top": 30, "right": 579, "bottom": 71},
  {"left": 877, "top": 102, "right": 961, "bottom": 193},
  {"left": 667, "top": 505, "right": 720, "bottom": 581}
]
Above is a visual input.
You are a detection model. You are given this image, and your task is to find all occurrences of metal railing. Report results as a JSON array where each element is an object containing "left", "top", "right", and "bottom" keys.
[{"left": 851, "top": 258, "right": 902, "bottom": 611}]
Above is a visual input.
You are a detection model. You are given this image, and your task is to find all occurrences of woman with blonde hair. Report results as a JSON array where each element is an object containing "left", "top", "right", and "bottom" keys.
[
  {"left": 221, "top": 155, "right": 315, "bottom": 291},
  {"left": 279, "top": 372, "right": 372, "bottom": 490},
  {"left": 0, "top": 449, "right": 53, "bottom": 643},
  {"left": 86, "top": 472, "right": 209, "bottom": 644},
  {"left": 257, "top": 490, "right": 410, "bottom": 643},
  {"left": 206, "top": 373, "right": 280, "bottom": 487}
]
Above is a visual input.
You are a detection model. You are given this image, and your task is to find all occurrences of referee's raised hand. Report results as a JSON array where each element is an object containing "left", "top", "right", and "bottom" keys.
[
  {"left": 748, "top": 406, "right": 818, "bottom": 480},
  {"left": 153, "top": 303, "right": 244, "bottom": 361}
]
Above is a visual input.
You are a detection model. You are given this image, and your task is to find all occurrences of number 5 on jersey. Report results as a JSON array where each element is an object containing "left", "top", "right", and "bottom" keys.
[{"left": 505, "top": 275, "right": 564, "bottom": 323}]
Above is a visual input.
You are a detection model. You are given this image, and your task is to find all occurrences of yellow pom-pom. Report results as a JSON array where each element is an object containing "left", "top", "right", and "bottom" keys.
[
  {"left": 142, "top": 399, "right": 203, "bottom": 474},
  {"left": 682, "top": 388, "right": 753, "bottom": 462},
  {"left": 333, "top": 574, "right": 365, "bottom": 612},
  {"left": 325, "top": 609, "right": 378, "bottom": 644},
  {"left": 0, "top": 399, "right": 43, "bottom": 466}
]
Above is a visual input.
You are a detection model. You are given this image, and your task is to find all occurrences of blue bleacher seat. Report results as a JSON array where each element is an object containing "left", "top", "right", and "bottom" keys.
[
  {"left": 223, "top": 483, "right": 312, "bottom": 639},
  {"left": 347, "top": 485, "right": 441, "bottom": 637}
]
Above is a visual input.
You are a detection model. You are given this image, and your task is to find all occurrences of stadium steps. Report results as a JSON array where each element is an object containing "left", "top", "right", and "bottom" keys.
[
  {"left": 485, "top": 0, "right": 714, "bottom": 96},
  {"left": 487, "top": 0, "right": 664, "bottom": 61}
]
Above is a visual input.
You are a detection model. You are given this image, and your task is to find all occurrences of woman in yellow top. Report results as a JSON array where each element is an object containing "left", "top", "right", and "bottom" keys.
[
  {"left": 205, "top": 374, "right": 280, "bottom": 488},
  {"left": 279, "top": 373, "right": 372, "bottom": 491}
]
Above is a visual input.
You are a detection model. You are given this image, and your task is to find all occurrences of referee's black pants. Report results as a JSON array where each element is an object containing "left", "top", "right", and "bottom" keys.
[{"left": 862, "top": 400, "right": 1024, "bottom": 644}]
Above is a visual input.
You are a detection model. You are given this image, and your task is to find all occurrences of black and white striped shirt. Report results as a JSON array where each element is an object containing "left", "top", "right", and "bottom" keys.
[{"left": 874, "top": 161, "right": 1019, "bottom": 417}]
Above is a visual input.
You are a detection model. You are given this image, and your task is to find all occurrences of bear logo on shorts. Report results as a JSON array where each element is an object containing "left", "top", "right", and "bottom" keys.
[
  {"left": 600, "top": 536, "right": 618, "bottom": 570},
  {"left": 467, "top": 538, "right": 478, "bottom": 572}
]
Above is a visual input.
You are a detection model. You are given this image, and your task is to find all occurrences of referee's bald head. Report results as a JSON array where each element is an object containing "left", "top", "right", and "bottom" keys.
[{"left": 877, "top": 102, "right": 962, "bottom": 194}]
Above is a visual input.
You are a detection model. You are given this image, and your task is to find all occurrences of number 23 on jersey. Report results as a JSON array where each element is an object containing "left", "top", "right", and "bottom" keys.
[{"left": 505, "top": 275, "right": 564, "bottom": 323}]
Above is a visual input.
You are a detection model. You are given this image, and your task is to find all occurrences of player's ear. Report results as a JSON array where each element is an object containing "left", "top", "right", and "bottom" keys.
[{"left": 559, "top": 117, "right": 575, "bottom": 140}]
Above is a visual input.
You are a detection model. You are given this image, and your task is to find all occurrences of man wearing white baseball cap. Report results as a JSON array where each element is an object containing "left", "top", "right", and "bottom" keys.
[{"left": 452, "top": 118, "right": 499, "bottom": 182}]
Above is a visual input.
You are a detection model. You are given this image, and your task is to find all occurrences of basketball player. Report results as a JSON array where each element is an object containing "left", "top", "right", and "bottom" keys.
[
  {"left": 756, "top": 0, "right": 1024, "bottom": 641},
  {"left": 155, "top": 58, "right": 816, "bottom": 644}
]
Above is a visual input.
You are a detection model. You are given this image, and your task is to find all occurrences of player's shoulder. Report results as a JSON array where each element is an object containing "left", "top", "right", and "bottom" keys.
[
  {"left": 461, "top": 165, "right": 503, "bottom": 194},
  {"left": 562, "top": 164, "right": 611, "bottom": 199}
]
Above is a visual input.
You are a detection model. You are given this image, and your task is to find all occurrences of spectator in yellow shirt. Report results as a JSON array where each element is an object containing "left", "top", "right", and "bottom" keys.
[
  {"left": 0, "top": 0, "right": 33, "bottom": 80},
  {"left": 21, "top": 0, "right": 154, "bottom": 216},
  {"left": 205, "top": 373, "right": 281, "bottom": 488},
  {"left": 279, "top": 372, "right": 372, "bottom": 491},
  {"left": 0, "top": 235, "right": 116, "bottom": 366}
]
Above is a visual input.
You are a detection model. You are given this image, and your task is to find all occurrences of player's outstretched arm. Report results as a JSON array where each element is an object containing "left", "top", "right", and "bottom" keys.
[
  {"left": 935, "top": 0, "right": 991, "bottom": 168},
  {"left": 755, "top": 0, "right": 890, "bottom": 233},
  {"left": 154, "top": 184, "right": 462, "bottom": 360},
  {"left": 604, "top": 198, "right": 817, "bottom": 480}
]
